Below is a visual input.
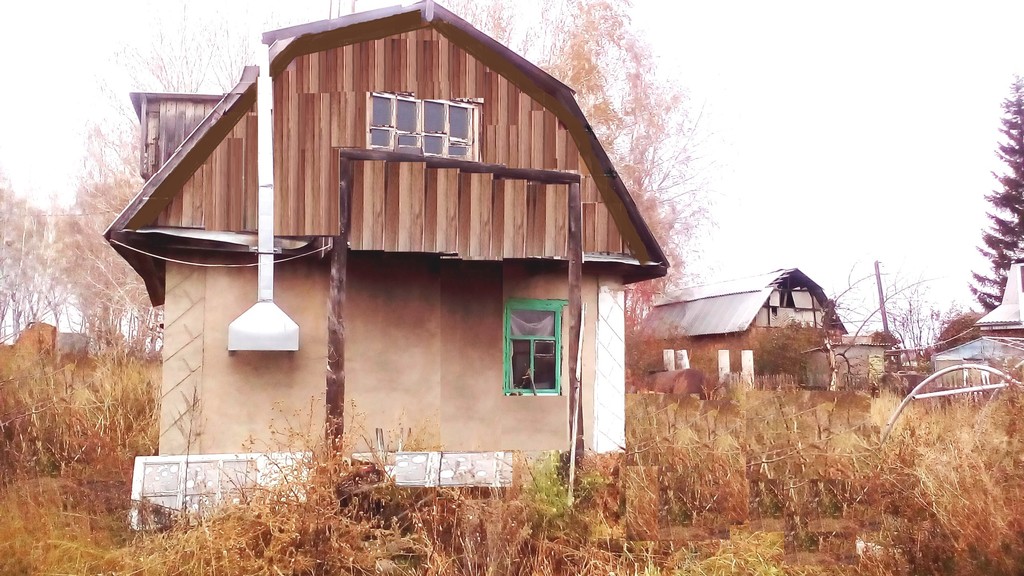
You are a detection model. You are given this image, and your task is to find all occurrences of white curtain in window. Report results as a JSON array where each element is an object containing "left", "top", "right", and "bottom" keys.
[{"left": 510, "top": 311, "right": 554, "bottom": 337}]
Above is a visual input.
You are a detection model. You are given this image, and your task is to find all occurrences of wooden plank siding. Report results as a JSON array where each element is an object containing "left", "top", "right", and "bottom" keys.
[
  {"left": 142, "top": 97, "right": 221, "bottom": 182},
  {"left": 156, "top": 105, "right": 259, "bottom": 230},
  {"left": 154, "top": 26, "right": 627, "bottom": 257}
]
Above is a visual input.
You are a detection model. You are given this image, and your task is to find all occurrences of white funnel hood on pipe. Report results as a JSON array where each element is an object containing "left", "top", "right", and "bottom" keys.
[{"left": 227, "top": 46, "right": 300, "bottom": 351}]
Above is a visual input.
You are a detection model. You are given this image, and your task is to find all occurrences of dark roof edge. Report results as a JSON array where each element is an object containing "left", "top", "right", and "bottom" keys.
[
  {"left": 263, "top": 1, "right": 425, "bottom": 44},
  {"left": 129, "top": 92, "right": 225, "bottom": 122}
]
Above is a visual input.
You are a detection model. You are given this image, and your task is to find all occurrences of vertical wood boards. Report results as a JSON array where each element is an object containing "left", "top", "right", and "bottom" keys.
[
  {"left": 153, "top": 27, "right": 631, "bottom": 258},
  {"left": 457, "top": 172, "right": 493, "bottom": 259},
  {"left": 502, "top": 179, "right": 527, "bottom": 259},
  {"left": 156, "top": 106, "right": 257, "bottom": 230},
  {"left": 425, "top": 168, "right": 459, "bottom": 253},
  {"left": 383, "top": 162, "right": 427, "bottom": 252}
]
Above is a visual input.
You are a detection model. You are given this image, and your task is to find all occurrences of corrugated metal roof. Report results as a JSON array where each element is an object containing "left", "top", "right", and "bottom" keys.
[
  {"left": 644, "top": 267, "right": 837, "bottom": 338},
  {"left": 933, "top": 337, "right": 1024, "bottom": 361},
  {"left": 658, "top": 269, "right": 792, "bottom": 305},
  {"left": 645, "top": 289, "right": 773, "bottom": 338},
  {"left": 977, "top": 263, "right": 1024, "bottom": 327}
]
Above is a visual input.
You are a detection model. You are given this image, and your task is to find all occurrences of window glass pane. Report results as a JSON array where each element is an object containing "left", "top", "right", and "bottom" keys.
[
  {"left": 535, "top": 340, "right": 555, "bottom": 356},
  {"left": 510, "top": 309, "right": 555, "bottom": 337},
  {"left": 370, "top": 128, "right": 392, "bottom": 148},
  {"left": 533, "top": 341, "right": 557, "bottom": 390},
  {"left": 424, "top": 101, "right": 446, "bottom": 133},
  {"left": 423, "top": 134, "right": 445, "bottom": 155},
  {"left": 397, "top": 134, "right": 420, "bottom": 148},
  {"left": 450, "top": 106, "right": 470, "bottom": 139},
  {"left": 511, "top": 340, "right": 532, "bottom": 390},
  {"left": 448, "top": 145, "right": 470, "bottom": 158},
  {"left": 396, "top": 99, "right": 418, "bottom": 132},
  {"left": 372, "top": 95, "right": 393, "bottom": 126}
]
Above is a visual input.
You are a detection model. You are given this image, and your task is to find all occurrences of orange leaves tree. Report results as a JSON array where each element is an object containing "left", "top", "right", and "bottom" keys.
[{"left": 449, "top": 0, "right": 712, "bottom": 332}]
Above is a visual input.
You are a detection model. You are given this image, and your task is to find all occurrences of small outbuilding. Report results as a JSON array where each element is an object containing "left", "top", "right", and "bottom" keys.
[{"left": 932, "top": 337, "right": 1024, "bottom": 372}]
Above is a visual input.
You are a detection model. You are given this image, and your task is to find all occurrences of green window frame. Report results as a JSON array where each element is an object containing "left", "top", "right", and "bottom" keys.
[{"left": 503, "top": 298, "right": 566, "bottom": 396}]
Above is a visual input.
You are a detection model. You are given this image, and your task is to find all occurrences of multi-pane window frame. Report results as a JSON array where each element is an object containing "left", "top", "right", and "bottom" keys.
[
  {"left": 503, "top": 298, "right": 566, "bottom": 396},
  {"left": 367, "top": 92, "right": 479, "bottom": 161}
]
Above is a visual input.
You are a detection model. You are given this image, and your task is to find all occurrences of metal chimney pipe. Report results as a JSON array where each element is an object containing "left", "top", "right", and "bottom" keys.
[{"left": 227, "top": 45, "right": 300, "bottom": 351}]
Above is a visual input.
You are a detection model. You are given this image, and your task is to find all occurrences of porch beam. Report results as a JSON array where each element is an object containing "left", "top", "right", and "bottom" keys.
[{"left": 336, "top": 148, "right": 581, "bottom": 185}]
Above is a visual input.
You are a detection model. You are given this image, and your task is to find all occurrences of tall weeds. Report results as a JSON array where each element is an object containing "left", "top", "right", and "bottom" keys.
[{"left": 3, "top": 349, "right": 1024, "bottom": 575}]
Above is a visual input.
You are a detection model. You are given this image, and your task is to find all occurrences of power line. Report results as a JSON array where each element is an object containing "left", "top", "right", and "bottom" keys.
[{"left": 108, "top": 238, "right": 331, "bottom": 268}]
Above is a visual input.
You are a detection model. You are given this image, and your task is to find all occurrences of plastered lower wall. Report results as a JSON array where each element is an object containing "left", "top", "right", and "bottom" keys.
[
  {"left": 160, "top": 258, "right": 329, "bottom": 455},
  {"left": 161, "top": 253, "right": 605, "bottom": 455}
]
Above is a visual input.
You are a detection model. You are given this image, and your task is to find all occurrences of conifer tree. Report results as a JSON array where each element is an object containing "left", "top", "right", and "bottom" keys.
[{"left": 972, "top": 76, "right": 1024, "bottom": 311}]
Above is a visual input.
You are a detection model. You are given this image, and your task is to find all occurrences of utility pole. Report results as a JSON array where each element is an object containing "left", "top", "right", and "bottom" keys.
[{"left": 874, "top": 260, "right": 889, "bottom": 335}]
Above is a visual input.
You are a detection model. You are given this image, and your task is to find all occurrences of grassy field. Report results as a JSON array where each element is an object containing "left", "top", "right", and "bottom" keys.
[{"left": 2, "top": 349, "right": 1024, "bottom": 575}]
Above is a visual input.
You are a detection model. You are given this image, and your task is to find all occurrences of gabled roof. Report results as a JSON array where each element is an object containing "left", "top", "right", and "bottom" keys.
[
  {"left": 106, "top": 67, "right": 258, "bottom": 236},
  {"left": 656, "top": 269, "right": 811, "bottom": 305},
  {"left": 105, "top": 68, "right": 258, "bottom": 305},
  {"left": 977, "top": 263, "right": 1024, "bottom": 329},
  {"left": 643, "top": 268, "right": 836, "bottom": 338},
  {"left": 263, "top": 0, "right": 665, "bottom": 268},
  {"left": 106, "top": 0, "right": 666, "bottom": 268}
]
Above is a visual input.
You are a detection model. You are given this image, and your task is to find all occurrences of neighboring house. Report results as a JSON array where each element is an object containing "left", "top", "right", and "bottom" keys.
[
  {"left": 643, "top": 268, "right": 842, "bottom": 340},
  {"left": 805, "top": 335, "right": 889, "bottom": 387},
  {"left": 932, "top": 337, "right": 1024, "bottom": 372},
  {"left": 976, "top": 263, "right": 1024, "bottom": 336},
  {"left": 106, "top": 1, "right": 668, "bottom": 458}
]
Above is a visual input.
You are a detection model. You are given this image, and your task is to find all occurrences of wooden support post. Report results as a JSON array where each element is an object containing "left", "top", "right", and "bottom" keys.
[
  {"left": 327, "top": 157, "right": 352, "bottom": 451},
  {"left": 567, "top": 181, "right": 584, "bottom": 460}
]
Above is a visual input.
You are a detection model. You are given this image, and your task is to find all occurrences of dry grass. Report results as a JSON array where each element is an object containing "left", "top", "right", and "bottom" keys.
[{"left": 3, "top": 350, "right": 1024, "bottom": 575}]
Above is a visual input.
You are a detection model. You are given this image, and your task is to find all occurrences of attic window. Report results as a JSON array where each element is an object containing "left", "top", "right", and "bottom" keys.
[
  {"left": 369, "top": 93, "right": 478, "bottom": 160},
  {"left": 504, "top": 299, "right": 566, "bottom": 396}
]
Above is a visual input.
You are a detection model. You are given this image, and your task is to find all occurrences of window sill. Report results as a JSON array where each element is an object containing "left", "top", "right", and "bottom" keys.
[{"left": 504, "top": 391, "right": 562, "bottom": 397}]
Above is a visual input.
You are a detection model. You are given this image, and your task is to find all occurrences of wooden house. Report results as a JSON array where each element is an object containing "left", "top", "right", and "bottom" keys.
[{"left": 106, "top": 1, "right": 668, "bottom": 458}]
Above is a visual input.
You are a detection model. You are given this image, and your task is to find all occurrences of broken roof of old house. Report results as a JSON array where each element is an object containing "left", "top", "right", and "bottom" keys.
[{"left": 643, "top": 268, "right": 836, "bottom": 338}]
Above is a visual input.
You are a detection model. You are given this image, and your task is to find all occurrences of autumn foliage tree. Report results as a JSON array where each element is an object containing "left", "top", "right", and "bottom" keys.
[{"left": 448, "top": 0, "right": 710, "bottom": 329}]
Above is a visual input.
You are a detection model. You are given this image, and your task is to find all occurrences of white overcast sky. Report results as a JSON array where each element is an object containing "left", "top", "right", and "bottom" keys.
[{"left": 1, "top": 1, "right": 1021, "bottom": 322}]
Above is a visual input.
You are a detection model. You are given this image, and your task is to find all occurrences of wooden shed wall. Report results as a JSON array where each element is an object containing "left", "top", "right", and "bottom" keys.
[
  {"left": 154, "top": 26, "right": 627, "bottom": 256},
  {"left": 142, "top": 97, "right": 222, "bottom": 181}
]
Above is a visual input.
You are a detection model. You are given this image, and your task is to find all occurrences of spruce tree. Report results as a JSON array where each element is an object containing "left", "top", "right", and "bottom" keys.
[{"left": 972, "top": 76, "right": 1024, "bottom": 311}]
